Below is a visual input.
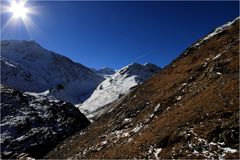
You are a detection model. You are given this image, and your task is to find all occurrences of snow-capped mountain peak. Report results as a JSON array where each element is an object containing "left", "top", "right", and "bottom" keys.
[
  {"left": 78, "top": 63, "right": 161, "bottom": 117},
  {"left": 118, "top": 63, "right": 160, "bottom": 79},
  {"left": 1, "top": 40, "right": 104, "bottom": 104}
]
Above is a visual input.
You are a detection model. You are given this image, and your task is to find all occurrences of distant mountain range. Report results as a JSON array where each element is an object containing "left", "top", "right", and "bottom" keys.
[
  {"left": 0, "top": 39, "right": 162, "bottom": 159},
  {"left": 91, "top": 67, "right": 116, "bottom": 78},
  {"left": 1, "top": 40, "right": 161, "bottom": 106}
]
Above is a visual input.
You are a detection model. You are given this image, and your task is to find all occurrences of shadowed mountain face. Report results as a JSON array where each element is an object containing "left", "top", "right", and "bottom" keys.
[
  {"left": 0, "top": 85, "right": 90, "bottom": 159},
  {"left": 91, "top": 67, "right": 116, "bottom": 77},
  {"left": 46, "top": 18, "right": 239, "bottom": 159},
  {"left": 0, "top": 40, "right": 104, "bottom": 104}
]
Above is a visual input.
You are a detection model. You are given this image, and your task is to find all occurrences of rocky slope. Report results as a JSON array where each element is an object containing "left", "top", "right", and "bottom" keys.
[
  {"left": 46, "top": 17, "right": 239, "bottom": 159},
  {"left": 78, "top": 63, "right": 161, "bottom": 118},
  {"left": 1, "top": 40, "right": 104, "bottom": 104},
  {"left": 0, "top": 85, "right": 90, "bottom": 159}
]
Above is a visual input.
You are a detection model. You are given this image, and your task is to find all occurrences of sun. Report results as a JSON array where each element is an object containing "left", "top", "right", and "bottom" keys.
[
  {"left": 1, "top": 0, "right": 38, "bottom": 35},
  {"left": 9, "top": 0, "right": 29, "bottom": 19}
]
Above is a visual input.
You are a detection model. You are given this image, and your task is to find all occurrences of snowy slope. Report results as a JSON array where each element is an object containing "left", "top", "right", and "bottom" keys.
[
  {"left": 78, "top": 63, "right": 161, "bottom": 117},
  {"left": 0, "top": 40, "right": 104, "bottom": 104},
  {"left": 193, "top": 17, "right": 240, "bottom": 48}
]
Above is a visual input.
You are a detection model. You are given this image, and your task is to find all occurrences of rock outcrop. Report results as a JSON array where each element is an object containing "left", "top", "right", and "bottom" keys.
[{"left": 0, "top": 85, "right": 90, "bottom": 159}]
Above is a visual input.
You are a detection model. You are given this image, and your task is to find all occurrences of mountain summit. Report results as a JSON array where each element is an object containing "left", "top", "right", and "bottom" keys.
[
  {"left": 0, "top": 40, "right": 104, "bottom": 104},
  {"left": 78, "top": 63, "right": 161, "bottom": 118}
]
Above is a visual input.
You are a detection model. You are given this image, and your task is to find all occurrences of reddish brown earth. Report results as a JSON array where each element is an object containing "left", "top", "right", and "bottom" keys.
[{"left": 46, "top": 18, "right": 239, "bottom": 159}]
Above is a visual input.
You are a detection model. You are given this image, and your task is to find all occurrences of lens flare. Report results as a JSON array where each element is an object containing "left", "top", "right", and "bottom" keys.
[
  {"left": 10, "top": 0, "right": 29, "bottom": 19},
  {"left": 1, "top": 0, "right": 40, "bottom": 36}
]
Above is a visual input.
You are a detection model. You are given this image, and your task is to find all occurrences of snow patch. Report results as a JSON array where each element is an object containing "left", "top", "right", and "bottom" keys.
[
  {"left": 189, "top": 128, "right": 238, "bottom": 159},
  {"left": 154, "top": 104, "right": 161, "bottom": 112},
  {"left": 131, "top": 124, "right": 143, "bottom": 133},
  {"left": 212, "top": 53, "right": 222, "bottom": 60},
  {"left": 154, "top": 148, "right": 162, "bottom": 159},
  {"left": 123, "top": 118, "right": 132, "bottom": 123},
  {"left": 100, "top": 140, "right": 108, "bottom": 145},
  {"left": 176, "top": 96, "right": 182, "bottom": 101},
  {"left": 148, "top": 146, "right": 162, "bottom": 159},
  {"left": 193, "top": 17, "right": 239, "bottom": 47}
]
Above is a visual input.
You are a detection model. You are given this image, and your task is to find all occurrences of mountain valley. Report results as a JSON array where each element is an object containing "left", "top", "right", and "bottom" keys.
[{"left": 0, "top": 17, "right": 239, "bottom": 159}]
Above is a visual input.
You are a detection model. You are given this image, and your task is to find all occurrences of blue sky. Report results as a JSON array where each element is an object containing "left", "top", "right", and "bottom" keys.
[{"left": 1, "top": 1, "right": 239, "bottom": 69}]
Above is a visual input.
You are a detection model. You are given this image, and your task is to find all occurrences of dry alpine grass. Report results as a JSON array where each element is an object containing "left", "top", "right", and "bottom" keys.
[{"left": 46, "top": 18, "right": 239, "bottom": 159}]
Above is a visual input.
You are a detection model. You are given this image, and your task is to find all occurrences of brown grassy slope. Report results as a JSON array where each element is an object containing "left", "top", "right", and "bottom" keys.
[{"left": 46, "top": 19, "right": 239, "bottom": 159}]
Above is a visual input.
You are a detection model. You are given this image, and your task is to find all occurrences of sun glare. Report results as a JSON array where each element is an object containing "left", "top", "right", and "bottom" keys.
[
  {"left": 10, "top": 0, "right": 29, "bottom": 19},
  {"left": 1, "top": 0, "right": 39, "bottom": 36}
]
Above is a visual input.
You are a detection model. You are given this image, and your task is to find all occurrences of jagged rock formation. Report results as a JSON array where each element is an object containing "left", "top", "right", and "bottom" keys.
[
  {"left": 0, "top": 40, "right": 104, "bottom": 104},
  {"left": 46, "top": 17, "right": 239, "bottom": 159},
  {"left": 0, "top": 85, "right": 90, "bottom": 159}
]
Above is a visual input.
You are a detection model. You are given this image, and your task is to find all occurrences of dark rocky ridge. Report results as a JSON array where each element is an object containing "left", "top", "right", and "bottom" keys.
[
  {"left": 46, "top": 18, "right": 239, "bottom": 159},
  {"left": 0, "top": 85, "right": 90, "bottom": 159}
]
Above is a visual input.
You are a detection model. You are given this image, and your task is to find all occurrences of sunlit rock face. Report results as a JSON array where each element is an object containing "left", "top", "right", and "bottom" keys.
[{"left": 0, "top": 84, "right": 91, "bottom": 159}]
